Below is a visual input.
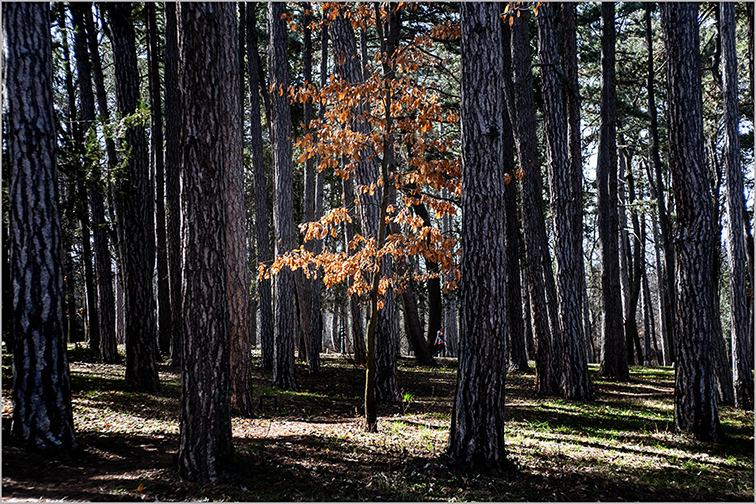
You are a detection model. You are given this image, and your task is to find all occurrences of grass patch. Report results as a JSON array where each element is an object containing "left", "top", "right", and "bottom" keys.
[{"left": 2, "top": 348, "right": 753, "bottom": 501}]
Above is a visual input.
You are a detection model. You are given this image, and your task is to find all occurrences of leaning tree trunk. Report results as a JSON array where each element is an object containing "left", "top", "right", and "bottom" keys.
[
  {"left": 537, "top": 2, "right": 591, "bottom": 401},
  {"left": 506, "top": 7, "right": 560, "bottom": 395},
  {"left": 177, "top": 2, "right": 234, "bottom": 483},
  {"left": 721, "top": 2, "right": 753, "bottom": 411},
  {"left": 448, "top": 1, "right": 508, "bottom": 471},
  {"left": 269, "top": 2, "right": 298, "bottom": 390},
  {"left": 595, "top": 2, "right": 628, "bottom": 380},
  {"left": 5, "top": 1, "right": 78, "bottom": 453},
  {"left": 660, "top": 2, "right": 722, "bottom": 441},
  {"left": 107, "top": 2, "right": 160, "bottom": 392}
]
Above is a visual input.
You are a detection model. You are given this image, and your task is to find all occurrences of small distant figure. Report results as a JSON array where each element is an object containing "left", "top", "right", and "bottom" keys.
[{"left": 433, "top": 328, "right": 446, "bottom": 357}]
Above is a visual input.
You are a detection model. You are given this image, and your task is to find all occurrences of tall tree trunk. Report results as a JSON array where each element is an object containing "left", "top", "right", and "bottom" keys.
[
  {"left": 145, "top": 3, "right": 171, "bottom": 360},
  {"left": 506, "top": 7, "right": 560, "bottom": 395},
  {"left": 721, "top": 1, "right": 753, "bottom": 411},
  {"left": 164, "top": 1, "right": 183, "bottom": 368},
  {"left": 269, "top": 2, "right": 298, "bottom": 390},
  {"left": 660, "top": 2, "right": 722, "bottom": 442},
  {"left": 107, "top": 2, "right": 160, "bottom": 392},
  {"left": 6, "top": 1, "right": 79, "bottom": 453},
  {"left": 537, "top": 2, "right": 592, "bottom": 401},
  {"left": 222, "top": 3, "right": 254, "bottom": 416},
  {"left": 177, "top": 3, "right": 234, "bottom": 481},
  {"left": 626, "top": 163, "right": 645, "bottom": 365},
  {"left": 343, "top": 176, "right": 367, "bottom": 365},
  {"left": 595, "top": 2, "right": 628, "bottom": 380},
  {"left": 71, "top": 3, "right": 105, "bottom": 361},
  {"left": 646, "top": 3, "right": 675, "bottom": 365},
  {"left": 441, "top": 188, "right": 459, "bottom": 358},
  {"left": 247, "top": 3, "right": 274, "bottom": 370},
  {"left": 449, "top": 2, "right": 507, "bottom": 470}
]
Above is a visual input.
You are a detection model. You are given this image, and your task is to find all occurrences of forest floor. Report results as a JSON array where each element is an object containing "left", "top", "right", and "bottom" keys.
[{"left": 2, "top": 346, "right": 754, "bottom": 502}]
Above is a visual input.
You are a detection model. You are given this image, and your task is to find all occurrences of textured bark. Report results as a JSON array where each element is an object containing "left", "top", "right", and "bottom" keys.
[
  {"left": 645, "top": 4, "right": 675, "bottom": 365},
  {"left": 145, "top": 3, "right": 172, "bottom": 360},
  {"left": 5, "top": 1, "right": 78, "bottom": 452},
  {"left": 721, "top": 2, "right": 753, "bottom": 411},
  {"left": 269, "top": 2, "right": 298, "bottom": 391},
  {"left": 501, "top": 9, "right": 527, "bottom": 373},
  {"left": 164, "top": 2, "right": 183, "bottom": 367},
  {"left": 178, "top": 2, "right": 234, "bottom": 482},
  {"left": 660, "top": 2, "right": 722, "bottom": 441},
  {"left": 107, "top": 3, "right": 160, "bottom": 392},
  {"left": 247, "top": 3, "right": 274, "bottom": 370},
  {"left": 221, "top": 4, "right": 254, "bottom": 416},
  {"left": 595, "top": 2, "right": 628, "bottom": 380},
  {"left": 537, "top": 3, "right": 591, "bottom": 401},
  {"left": 448, "top": 2, "right": 507, "bottom": 471},
  {"left": 506, "top": 8, "right": 560, "bottom": 396}
]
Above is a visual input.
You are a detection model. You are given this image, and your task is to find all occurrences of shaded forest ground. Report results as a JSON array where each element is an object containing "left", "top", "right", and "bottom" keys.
[{"left": 2, "top": 346, "right": 754, "bottom": 502}]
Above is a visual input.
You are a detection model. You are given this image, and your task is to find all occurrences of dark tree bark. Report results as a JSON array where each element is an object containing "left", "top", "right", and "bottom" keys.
[
  {"left": 537, "top": 2, "right": 592, "bottom": 401},
  {"left": 269, "top": 2, "right": 298, "bottom": 390},
  {"left": 501, "top": 6, "right": 527, "bottom": 373},
  {"left": 506, "top": 7, "right": 560, "bottom": 396},
  {"left": 660, "top": 2, "right": 723, "bottom": 442},
  {"left": 177, "top": 2, "right": 234, "bottom": 482},
  {"left": 5, "top": 1, "right": 78, "bottom": 452},
  {"left": 645, "top": 3, "right": 675, "bottom": 366},
  {"left": 720, "top": 2, "right": 753, "bottom": 411},
  {"left": 449, "top": 1, "right": 507, "bottom": 471},
  {"left": 595, "top": 2, "right": 627, "bottom": 380},
  {"left": 107, "top": 3, "right": 161, "bottom": 392},
  {"left": 164, "top": 1, "right": 183, "bottom": 367},
  {"left": 247, "top": 3, "right": 274, "bottom": 370},
  {"left": 145, "top": 2, "right": 172, "bottom": 360},
  {"left": 222, "top": 4, "right": 254, "bottom": 416}
]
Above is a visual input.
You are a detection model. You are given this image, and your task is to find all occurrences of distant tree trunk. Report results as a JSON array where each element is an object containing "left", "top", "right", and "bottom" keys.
[
  {"left": 721, "top": 1, "right": 753, "bottom": 411},
  {"left": 624, "top": 158, "right": 645, "bottom": 365},
  {"left": 648, "top": 209, "right": 668, "bottom": 365},
  {"left": 72, "top": 3, "right": 108, "bottom": 361},
  {"left": 342, "top": 176, "right": 367, "bottom": 365},
  {"left": 82, "top": 4, "right": 119, "bottom": 364},
  {"left": 222, "top": 4, "right": 254, "bottom": 416},
  {"left": 441, "top": 188, "right": 459, "bottom": 358},
  {"left": 247, "top": 3, "right": 274, "bottom": 370},
  {"left": 5, "top": 1, "right": 78, "bottom": 453},
  {"left": 145, "top": 2, "right": 171, "bottom": 360},
  {"left": 107, "top": 2, "right": 160, "bottom": 392},
  {"left": 177, "top": 3, "right": 234, "bottom": 482},
  {"left": 164, "top": 1, "right": 183, "bottom": 367},
  {"left": 506, "top": 7, "right": 560, "bottom": 395},
  {"left": 449, "top": 2, "right": 507, "bottom": 470},
  {"left": 537, "top": 2, "right": 591, "bottom": 401},
  {"left": 660, "top": 2, "right": 722, "bottom": 442},
  {"left": 596, "top": 2, "right": 628, "bottom": 380},
  {"left": 645, "top": 3, "right": 675, "bottom": 366},
  {"left": 269, "top": 2, "right": 298, "bottom": 390}
]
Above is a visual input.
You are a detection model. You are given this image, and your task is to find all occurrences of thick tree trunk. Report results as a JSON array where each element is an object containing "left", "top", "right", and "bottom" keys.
[
  {"left": 660, "top": 2, "right": 722, "bottom": 442},
  {"left": 145, "top": 3, "right": 172, "bottom": 360},
  {"left": 595, "top": 2, "right": 628, "bottom": 380},
  {"left": 107, "top": 2, "right": 160, "bottom": 392},
  {"left": 506, "top": 8, "right": 560, "bottom": 396},
  {"left": 721, "top": 2, "right": 753, "bottom": 411},
  {"left": 247, "top": 3, "right": 275, "bottom": 371},
  {"left": 6, "top": 1, "right": 79, "bottom": 453},
  {"left": 164, "top": 2, "right": 183, "bottom": 368},
  {"left": 269, "top": 2, "right": 298, "bottom": 391},
  {"left": 449, "top": 2, "right": 507, "bottom": 471},
  {"left": 177, "top": 3, "right": 234, "bottom": 482},
  {"left": 221, "top": 4, "right": 254, "bottom": 416},
  {"left": 537, "top": 3, "right": 592, "bottom": 401}
]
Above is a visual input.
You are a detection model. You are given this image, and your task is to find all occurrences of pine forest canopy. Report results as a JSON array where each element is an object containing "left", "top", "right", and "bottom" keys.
[{"left": 2, "top": 0, "right": 753, "bottom": 483}]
